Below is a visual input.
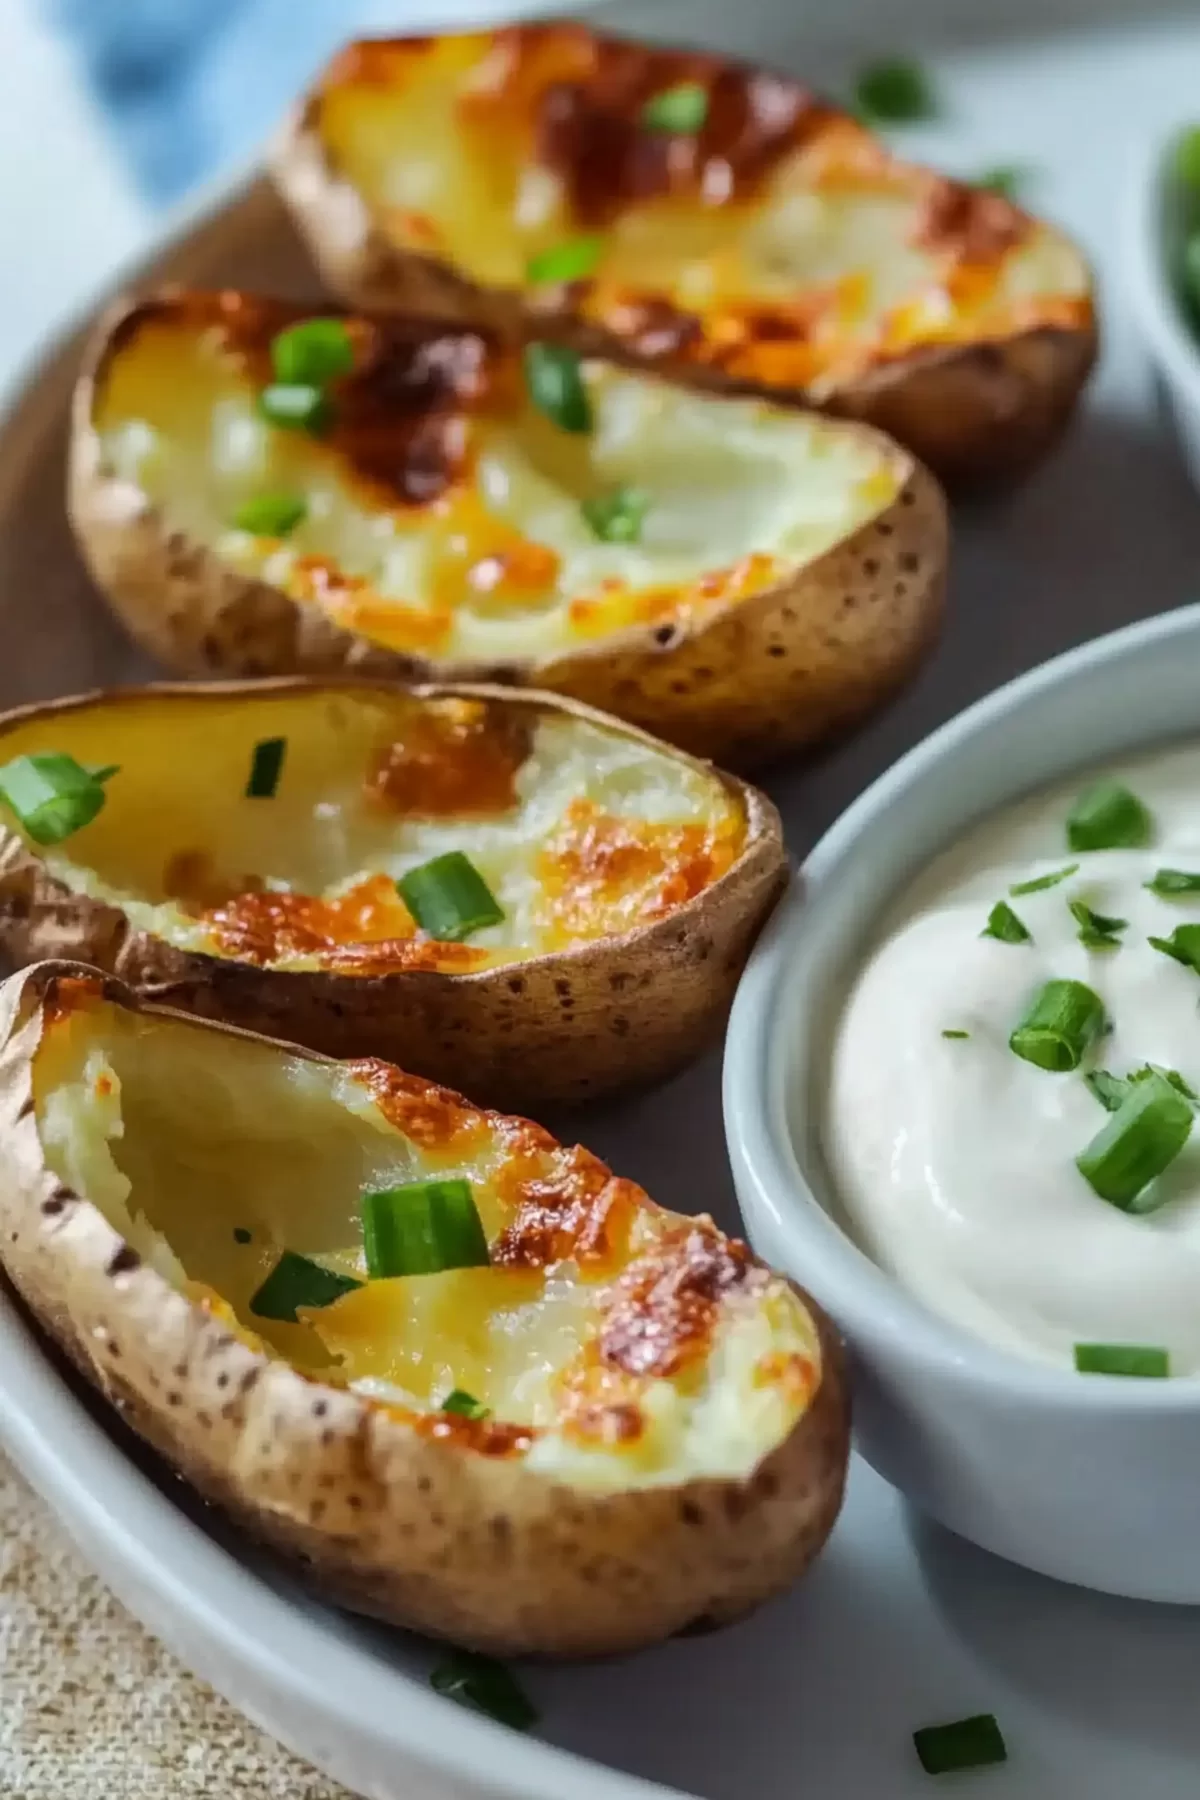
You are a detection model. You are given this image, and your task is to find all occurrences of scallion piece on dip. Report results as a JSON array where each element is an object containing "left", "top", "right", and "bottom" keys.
[
  {"left": 245, "top": 736, "right": 286, "bottom": 799},
  {"left": 1075, "top": 1070, "right": 1193, "bottom": 1211},
  {"left": 1148, "top": 923, "right": 1200, "bottom": 971},
  {"left": 1145, "top": 868, "right": 1200, "bottom": 896},
  {"left": 981, "top": 900, "right": 1030, "bottom": 944},
  {"left": 399, "top": 851, "right": 504, "bottom": 941},
  {"left": 912, "top": 1714, "right": 1007, "bottom": 1775},
  {"left": 1068, "top": 899, "right": 1127, "bottom": 949},
  {"left": 362, "top": 1178, "right": 489, "bottom": 1279},
  {"left": 1074, "top": 1343, "right": 1169, "bottom": 1378},
  {"left": 1009, "top": 863, "right": 1077, "bottom": 896},
  {"left": 1009, "top": 979, "right": 1104, "bottom": 1072},
  {"left": 1066, "top": 780, "right": 1151, "bottom": 852}
]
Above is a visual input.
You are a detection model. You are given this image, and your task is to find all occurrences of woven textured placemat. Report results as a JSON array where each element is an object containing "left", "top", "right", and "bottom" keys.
[{"left": 0, "top": 1454, "right": 349, "bottom": 1799}]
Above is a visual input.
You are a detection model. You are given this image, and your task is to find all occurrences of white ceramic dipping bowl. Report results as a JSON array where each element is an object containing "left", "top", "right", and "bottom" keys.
[
  {"left": 725, "top": 605, "right": 1200, "bottom": 1603},
  {"left": 1127, "top": 122, "right": 1200, "bottom": 491}
]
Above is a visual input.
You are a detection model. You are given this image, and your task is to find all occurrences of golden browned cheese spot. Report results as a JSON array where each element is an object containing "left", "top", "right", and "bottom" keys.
[
  {"left": 913, "top": 176, "right": 1028, "bottom": 266},
  {"left": 536, "top": 798, "right": 741, "bottom": 940},
  {"left": 410, "top": 1409, "right": 537, "bottom": 1456},
  {"left": 203, "top": 875, "right": 487, "bottom": 974},
  {"left": 557, "top": 1359, "right": 646, "bottom": 1446},
  {"left": 352, "top": 1056, "right": 501, "bottom": 1152},
  {"left": 365, "top": 697, "right": 532, "bottom": 818},
  {"left": 491, "top": 1148, "right": 642, "bottom": 1272},
  {"left": 163, "top": 849, "right": 260, "bottom": 913},
  {"left": 599, "top": 1223, "right": 758, "bottom": 1379}
]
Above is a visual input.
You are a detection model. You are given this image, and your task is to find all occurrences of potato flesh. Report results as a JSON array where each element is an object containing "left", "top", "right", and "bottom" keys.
[
  {"left": 2, "top": 689, "right": 744, "bottom": 967},
  {"left": 31, "top": 998, "right": 819, "bottom": 1490},
  {"left": 318, "top": 33, "right": 1090, "bottom": 388},
  {"left": 95, "top": 312, "right": 898, "bottom": 660}
]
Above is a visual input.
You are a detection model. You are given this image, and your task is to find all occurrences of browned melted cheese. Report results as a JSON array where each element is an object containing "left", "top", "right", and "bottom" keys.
[
  {"left": 536, "top": 797, "right": 741, "bottom": 940},
  {"left": 203, "top": 875, "right": 488, "bottom": 974},
  {"left": 365, "top": 696, "right": 531, "bottom": 817}
]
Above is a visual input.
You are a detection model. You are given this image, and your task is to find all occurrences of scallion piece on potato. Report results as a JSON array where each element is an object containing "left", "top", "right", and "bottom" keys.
[
  {"left": 641, "top": 81, "right": 709, "bottom": 133},
  {"left": 912, "top": 1714, "right": 1007, "bottom": 1775},
  {"left": 258, "top": 382, "right": 332, "bottom": 434},
  {"left": 362, "top": 1178, "right": 489, "bottom": 1278},
  {"left": 245, "top": 736, "right": 286, "bottom": 799},
  {"left": 442, "top": 1388, "right": 490, "bottom": 1420},
  {"left": 526, "top": 235, "right": 604, "bottom": 285},
  {"left": 0, "top": 752, "right": 117, "bottom": 846},
  {"left": 1009, "top": 979, "right": 1104, "bottom": 1072},
  {"left": 581, "top": 485, "right": 649, "bottom": 544},
  {"left": 522, "top": 342, "right": 593, "bottom": 434},
  {"left": 430, "top": 1650, "right": 537, "bottom": 1730},
  {"left": 1075, "top": 1070, "right": 1193, "bottom": 1211},
  {"left": 1066, "top": 780, "right": 1151, "bottom": 851},
  {"left": 249, "top": 1250, "right": 363, "bottom": 1323},
  {"left": 1075, "top": 1343, "right": 1169, "bottom": 1377},
  {"left": 270, "top": 317, "right": 354, "bottom": 386},
  {"left": 232, "top": 493, "right": 307, "bottom": 538},
  {"left": 398, "top": 851, "right": 504, "bottom": 941}
]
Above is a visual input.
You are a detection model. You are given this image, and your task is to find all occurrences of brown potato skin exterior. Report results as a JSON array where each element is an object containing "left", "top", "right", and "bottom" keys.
[
  {"left": 68, "top": 298, "right": 949, "bottom": 772},
  {"left": 269, "top": 98, "right": 1097, "bottom": 491},
  {"left": 0, "top": 680, "right": 786, "bottom": 1110},
  {"left": 0, "top": 963, "right": 851, "bottom": 1658}
]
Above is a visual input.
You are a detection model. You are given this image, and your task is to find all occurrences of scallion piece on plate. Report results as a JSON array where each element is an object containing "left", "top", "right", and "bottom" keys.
[
  {"left": 1069, "top": 899, "right": 1127, "bottom": 949},
  {"left": 975, "top": 164, "right": 1029, "bottom": 200},
  {"left": 245, "top": 737, "right": 286, "bottom": 799},
  {"left": 981, "top": 900, "right": 1031, "bottom": 944},
  {"left": 941, "top": 1029, "right": 970, "bottom": 1040},
  {"left": 1075, "top": 1069, "right": 1193, "bottom": 1211},
  {"left": 1010, "top": 979, "right": 1104, "bottom": 1072},
  {"left": 522, "top": 342, "right": 593, "bottom": 433},
  {"left": 1146, "top": 868, "right": 1200, "bottom": 896},
  {"left": 398, "top": 851, "right": 504, "bottom": 941},
  {"left": 1175, "top": 126, "right": 1200, "bottom": 191},
  {"left": 581, "top": 485, "right": 649, "bottom": 544},
  {"left": 361, "top": 1178, "right": 489, "bottom": 1279},
  {"left": 0, "top": 752, "right": 118, "bottom": 845},
  {"left": 258, "top": 382, "right": 332, "bottom": 434},
  {"left": 1148, "top": 923, "right": 1200, "bottom": 972},
  {"left": 270, "top": 317, "right": 354, "bottom": 386},
  {"left": 249, "top": 1251, "right": 363, "bottom": 1323},
  {"left": 526, "top": 235, "right": 604, "bottom": 285},
  {"left": 442, "top": 1388, "right": 490, "bottom": 1420},
  {"left": 1084, "top": 1069, "right": 1128, "bottom": 1112},
  {"left": 1066, "top": 780, "right": 1151, "bottom": 851},
  {"left": 232, "top": 493, "right": 307, "bottom": 537},
  {"left": 854, "top": 58, "right": 938, "bottom": 124},
  {"left": 1009, "top": 863, "right": 1077, "bottom": 896},
  {"left": 1074, "top": 1343, "right": 1170, "bottom": 1378},
  {"left": 641, "top": 81, "right": 709, "bottom": 133},
  {"left": 430, "top": 1650, "right": 537, "bottom": 1731},
  {"left": 912, "top": 1713, "right": 1007, "bottom": 1776}
]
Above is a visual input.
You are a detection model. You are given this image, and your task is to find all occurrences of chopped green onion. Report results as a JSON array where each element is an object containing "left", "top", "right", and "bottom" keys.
[
  {"left": 854, "top": 58, "right": 939, "bottom": 125},
  {"left": 1183, "top": 234, "right": 1200, "bottom": 317},
  {"left": 0, "top": 752, "right": 117, "bottom": 845},
  {"left": 1085, "top": 1069, "right": 1128, "bottom": 1112},
  {"left": 91, "top": 764, "right": 120, "bottom": 783},
  {"left": 975, "top": 164, "right": 1030, "bottom": 200},
  {"left": 232, "top": 493, "right": 307, "bottom": 537},
  {"left": 245, "top": 737, "right": 286, "bottom": 799},
  {"left": 526, "top": 235, "right": 604, "bottom": 285},
  {"left": 912, "top": 1714, "right": 1007, "bottom": 1776},
  {"left": 1075, "top": 1343, "right": 1169, "bottom": 1378},
  {"left": 1075, "top": 1069, "right": 1193, "bottom": 1211},
  {"left": 1146, "top": 868, "right": 1200, "bottom": 897},
  {"left": 1138, "top": 1064, "right": 1200, "bottom": 1101},
  {"left": 1069, "top": 899, "right": 1127, "bottom": 949},
  {"left": 941, "top": 1029, "right": 970, "bottom": 1040},
  {"left": 1066, "top": 780, "right": 1151, "bottom": 852},
  {"left": 641, "top": 81, "right": 709, "bottom": 133},
  {"left": 981, "top": 900, "right": 1031, "bottom": 944},
  {"left": 249, "top": 1251, "right": 363, "bottom": 1322},
  {"left": 442, "top": 1388, "right": 490, "bottom": 1420},
  {"left": 270, "top": 317, "right": 354, "bottom": 386},
  {"left": 581, "top": 485, "right": 649, "bottom": 544},
  {"left": 522, "top": 342, "right": 592, "bottom": 433},
  {"left": 398, "top": 850, "right": 504, "bottom": 941},
  {"left": 1010, "top": 979, "right": 1104, "bottom": 1072},
  {"left": 1009, "top": 863, "right": 1077, "bottom": 896},
  {"left": 258, "top": 383, "right": 332, "bottom": 434},
  {"left": 233, "top": 1227, "right": 252, "bottom": 1245},
  {"left": 361, "top": 1178, "right": 489, "bottom": 1279},
  {"left": 430, "top": 1651, "right": 536, "bottom": 1731},
  {"left": 1175, "top": 126, "right": 1200, "bottom": 192},
  {"left": 1149, "top": 923, "right": 1200, "bottom": 972}
]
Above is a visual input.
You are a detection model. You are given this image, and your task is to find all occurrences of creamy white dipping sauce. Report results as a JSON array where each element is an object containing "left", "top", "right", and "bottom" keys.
[{"left": 826, "top": 741, "right": 1200, "bottom": 1374}]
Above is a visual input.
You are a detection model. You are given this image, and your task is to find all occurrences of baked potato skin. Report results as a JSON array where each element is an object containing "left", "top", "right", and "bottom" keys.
[
  {"left": 68, "top": 301, "right": 949, "bottom": 770},
  {"left": 0, "top": 681, "right": 786, "bottom": 1109},
  {"left": 0, "top": 963, "right": 850, "bottom": 1657},
  {"left": 269, "top": 28, "right": 1097, "bottom": 490}
]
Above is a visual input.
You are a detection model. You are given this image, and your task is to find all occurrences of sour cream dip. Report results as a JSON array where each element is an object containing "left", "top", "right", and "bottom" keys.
[{"left": 826, "top": 741, "right": 1200, "bottom": 1375}]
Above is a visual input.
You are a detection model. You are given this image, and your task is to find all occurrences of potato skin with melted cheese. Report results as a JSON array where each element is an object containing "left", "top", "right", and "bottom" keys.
[
  {"left": 0, "top": 679, "right": 785, "bottom": 1109},
  {"left": 69, "top": 289, "right": 948, "bottom": 770},
  {"left": 272, "top": 22, "right": 1096, "bottom": 486},
  {"left": 0, "top": 963, "right": 850, "bottom": 1657}
]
